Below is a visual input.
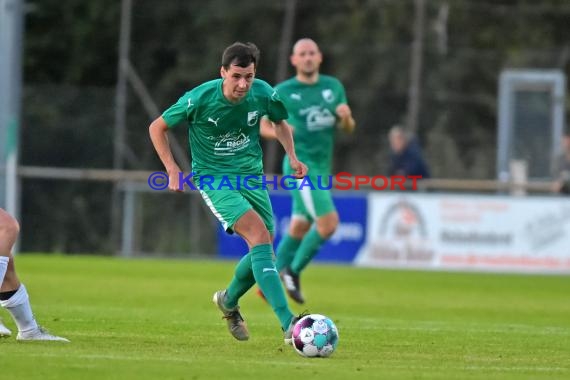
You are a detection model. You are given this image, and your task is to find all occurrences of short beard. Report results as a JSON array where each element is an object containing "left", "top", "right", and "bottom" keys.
[{"left": 300, "top": 67, "right": 317, "bottom": 77}]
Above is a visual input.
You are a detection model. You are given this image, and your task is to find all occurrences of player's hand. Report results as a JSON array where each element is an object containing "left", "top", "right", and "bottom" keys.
[
  {"left": 167, "top": 167, "right": 183, "bottom": 192},
  {"left": 336, "top": 104, "right": 355, "bottom": 133},
  {"left": 289, "top": 158, "right": 308, "bottom": 179},
  {"left": 336, "top": 104, "right": 351, "bottom": 119}
]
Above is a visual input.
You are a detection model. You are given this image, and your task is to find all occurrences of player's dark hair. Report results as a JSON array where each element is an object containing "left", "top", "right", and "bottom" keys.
[{"left": 221, "top": 42, "right": 260, "bottom": 70}]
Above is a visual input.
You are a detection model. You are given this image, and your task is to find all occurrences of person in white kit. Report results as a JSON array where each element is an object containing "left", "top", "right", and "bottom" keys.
[{"left": 0, "top": 208, "right": 68, "bottom": 341}]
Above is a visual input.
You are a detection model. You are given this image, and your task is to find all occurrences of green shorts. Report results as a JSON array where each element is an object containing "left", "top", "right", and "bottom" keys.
[
  {"left": 195, "top": 175, "right": 274, "bottom": 234},
  {"left": 290, "top": 175, "right": 337, "bottom": 222}
]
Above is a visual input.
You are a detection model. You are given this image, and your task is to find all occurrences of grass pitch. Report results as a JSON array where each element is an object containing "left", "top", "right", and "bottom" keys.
[{"left": 0, "top": 254, "right": 569, "bottom": 379}]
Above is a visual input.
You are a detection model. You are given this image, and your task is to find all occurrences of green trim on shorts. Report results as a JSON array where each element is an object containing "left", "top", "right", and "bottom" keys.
[{"left": 290, "top": 176, "right": 336, "bottom": 222}]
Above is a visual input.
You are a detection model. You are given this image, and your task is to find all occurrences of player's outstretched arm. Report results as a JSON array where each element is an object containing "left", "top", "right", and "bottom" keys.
[
  {"left": 149, "top": 116, "right": 183, "bottom": 192},
  {"left": 260, "top": 117, "right": 278, "bottom": 140},
  {"left": 336, "top": 104, "right": 356, "bottom": 134},
  {"left": 273, "top": 120, "right": 308, "bottom": 178}
]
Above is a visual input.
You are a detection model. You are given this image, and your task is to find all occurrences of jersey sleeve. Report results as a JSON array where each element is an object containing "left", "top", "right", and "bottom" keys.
[
  {"left": 264, "top": 83, "right": 289, "bottom": 122},
  {"left": 335, "top": 79, "right": 348, "bottom": 105},
  {"left": 161, "top": 91, "right": 195, "bottom": 129}
]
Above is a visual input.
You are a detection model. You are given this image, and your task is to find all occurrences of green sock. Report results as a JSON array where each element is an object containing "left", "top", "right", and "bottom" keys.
[
  {"left": 290, "top": 227, "right": 327, "bottom": 275},
  {"left": 250, "top": 243, "right": 293, "bottom": 330},
  {"left": 275, "top": 234, "right": 302, "bottom": 272},
  {"left": 225, "top": 253, "right": 255, "bottom": 309}
]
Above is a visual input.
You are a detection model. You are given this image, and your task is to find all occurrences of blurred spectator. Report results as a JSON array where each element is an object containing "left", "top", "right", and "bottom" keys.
[
  {"left": 387, "top": 125, "right": 431, "bottom": 179},
  {"left": 552, "top": 134, "right": 570, "bottom": 194}
]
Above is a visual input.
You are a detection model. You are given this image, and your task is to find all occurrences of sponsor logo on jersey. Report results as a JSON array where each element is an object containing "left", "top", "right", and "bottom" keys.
[
  {"left": 300, "top": 106, "right": 336, "bottom": 131},
  {"left": 209, "top": 131, "right": 251, "bottom": 156},
  {"left": 207, "top": 117, "right": 220, "bottom": 127}
]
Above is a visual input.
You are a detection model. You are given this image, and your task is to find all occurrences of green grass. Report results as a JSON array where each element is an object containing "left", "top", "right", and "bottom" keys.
[{"left": 0, "top": 254, "right": 569, "bottom": 380}]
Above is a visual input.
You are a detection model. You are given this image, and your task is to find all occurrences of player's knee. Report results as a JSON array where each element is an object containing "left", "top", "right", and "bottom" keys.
[
  {"left": 0, "top": 213, "right": 19, "bottom": 241},
  {"left": 289, "top": 219, "right": 311, "bottom": 238},
  {"left": 250, "top": 227, "right": 271, "bottom": 246},
  {"left": 316, "top": 213, "right": 339, "bottom": 238},
  {"left": 317, "top": 223, "right": 337, "bottom": 238}
]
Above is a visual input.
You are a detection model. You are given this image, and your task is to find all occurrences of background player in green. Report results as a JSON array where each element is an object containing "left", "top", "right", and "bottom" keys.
[
  {"left": 148, "top": 42, "right": 308, "bottom": 343},
  {"left": 261, "top": 38, "right": 356, "bottom": 304}
]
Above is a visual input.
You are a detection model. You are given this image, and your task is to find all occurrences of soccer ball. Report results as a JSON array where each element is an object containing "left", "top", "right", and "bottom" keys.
[{"left": 291, "top": 314, "right": 339, "bottom": 358}]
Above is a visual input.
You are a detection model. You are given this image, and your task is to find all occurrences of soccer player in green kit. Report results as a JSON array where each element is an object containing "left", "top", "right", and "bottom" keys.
[
  {"left": 261, "top": 38, "right": 356, "bottom": 304},
  {"left": 149, "top": 42, "right": 308, "bottom": 343}
]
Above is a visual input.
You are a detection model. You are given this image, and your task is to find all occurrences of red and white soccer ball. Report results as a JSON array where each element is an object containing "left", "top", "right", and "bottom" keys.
[{"left": 291, "top": 314, "right": 339, "bottom": 358}]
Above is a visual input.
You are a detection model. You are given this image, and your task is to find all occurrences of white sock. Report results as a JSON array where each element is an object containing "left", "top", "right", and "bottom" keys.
[
  {"left": 0, "top": 256, "right": 8, "bottom": 285},
  {"left": 0, "top": 284, "right": 39, "bottom": 333}
]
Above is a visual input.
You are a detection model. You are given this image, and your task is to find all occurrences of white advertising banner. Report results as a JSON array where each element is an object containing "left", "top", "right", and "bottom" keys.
[{"left": 356, "top": 194, "right": 570, "bottom": 273}]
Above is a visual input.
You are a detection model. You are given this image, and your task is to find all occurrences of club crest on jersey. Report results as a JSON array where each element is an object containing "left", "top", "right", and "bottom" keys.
[
  {"left": 322, "top": 89, "right": 335, "bottom": 103},
  {"left": 247, "top": 111, "right": 259, "bottom": 126}
]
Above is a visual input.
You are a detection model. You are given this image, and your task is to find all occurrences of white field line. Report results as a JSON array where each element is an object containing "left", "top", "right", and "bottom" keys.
[{"left": 8, "top": 353, "right": 567, "bottom": 373}]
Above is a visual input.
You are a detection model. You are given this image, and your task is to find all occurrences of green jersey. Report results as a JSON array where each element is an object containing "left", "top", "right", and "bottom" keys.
[
  {"left": 276, "top": 74, "right": 348, "bottom": 175},
  {"left": 162, "top": 78, "right": 288, "bottom": 175}
]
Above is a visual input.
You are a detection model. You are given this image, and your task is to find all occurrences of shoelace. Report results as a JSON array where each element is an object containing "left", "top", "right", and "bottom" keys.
[
  {"left": 36, "top": 326, "right": 55, "bottom": 336},
  {"left": 288, "top": 311, "right": 310, "bottom": 332},
  {"left": 222, "top": 311, "right": 244, "bottom": 324}
]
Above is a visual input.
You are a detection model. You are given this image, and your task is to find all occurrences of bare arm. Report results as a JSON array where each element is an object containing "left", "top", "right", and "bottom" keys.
[
  {"left": 336, "top": 104, "right": 356, "bottom": 133},
  {"left": 148, "top": 116, "right": 182, "bottom": 192},
  {"left": 273, "top": 119, "right": 307, "bottom": 178},
  {"left": 260, "top": 117, "right": 278, "bottom": 140}
]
